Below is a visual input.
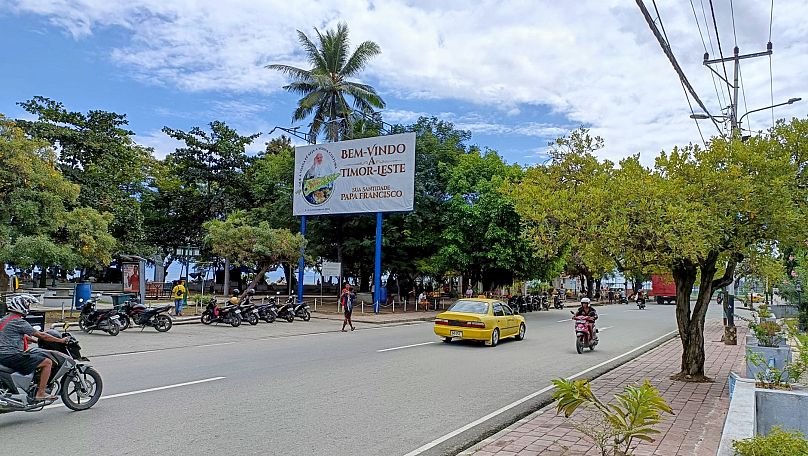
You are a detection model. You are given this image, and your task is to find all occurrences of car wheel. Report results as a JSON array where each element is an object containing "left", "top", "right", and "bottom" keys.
[
  {"left": 489, "top": 328, "right": 499, "bottom": 347},
  {"left": 515, "top": 323, "right": 526, "bottom": 341},
  {"left": 443, "top": 337, "right": 452, "bottom": 343}
]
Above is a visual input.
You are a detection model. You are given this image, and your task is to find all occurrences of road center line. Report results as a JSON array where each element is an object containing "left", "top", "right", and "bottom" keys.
[
  {"left": 598, "top": 326, "right": 614, "bottom": 331},
  {"left": 402, "top": 329, "right": 679, "bottom": 456},
  {"left": 556, "top": 319, "right": 570, "bottom": 323},
  {"left": 377, "top": 341, "right": 436, "bottom": 352},
  {"left": 44, "top": 376, "right": 226, "bottom": 410}
]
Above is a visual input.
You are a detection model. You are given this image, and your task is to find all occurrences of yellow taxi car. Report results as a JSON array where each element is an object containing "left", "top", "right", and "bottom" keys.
[{"left": 434, "top": 298, "right": 526, "bottom": 347}]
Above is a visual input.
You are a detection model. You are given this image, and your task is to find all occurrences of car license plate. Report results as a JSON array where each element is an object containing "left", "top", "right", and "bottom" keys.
[{"left": 450, "top": 330, "right": 462, "bottom": 337}]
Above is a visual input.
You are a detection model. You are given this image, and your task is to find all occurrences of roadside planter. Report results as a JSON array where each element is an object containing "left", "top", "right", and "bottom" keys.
[
  {"left": 771, "top": 305, "right": 799, "bottom": 319},
  {"left": 755, "top": 387, "right": 808, "bottom": 436},
  {"left": 746, "top": 344, "right": 792, "bottom": 381}
]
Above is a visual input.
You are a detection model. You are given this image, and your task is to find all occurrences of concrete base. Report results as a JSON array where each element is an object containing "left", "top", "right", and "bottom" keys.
[
  {"left": 717, "top": 378, "right": 756, "bottom": 456},
  {"left": 771, "top": 305, "right": 800, "bottom": 319},
  {"left": 756, "top": 388, "right": 808, "bottom": 436},
  {"left": 746, "top": 345, "right": 792, "bottom": 382}
]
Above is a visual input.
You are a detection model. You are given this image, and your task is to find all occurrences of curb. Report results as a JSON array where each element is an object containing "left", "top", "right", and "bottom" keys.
[{"left": 455, "top": 330, "right": 681, "bottom": 456}]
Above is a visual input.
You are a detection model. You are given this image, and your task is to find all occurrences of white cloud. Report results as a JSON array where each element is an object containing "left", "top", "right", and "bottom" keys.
[
  {"left": 136, "top": 129, "right": 184, "bottom": 159},
  {"left": 5, "top": 0, "right": 807, "bottom": 162}
]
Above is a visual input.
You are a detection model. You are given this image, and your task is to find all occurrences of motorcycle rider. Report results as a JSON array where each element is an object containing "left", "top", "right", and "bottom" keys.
[
  {"left": 0, "top": 294, "right": 68, "bottom": 401},
  {"left": 573, "top": 297, "right": 598, "bottom": 340}
]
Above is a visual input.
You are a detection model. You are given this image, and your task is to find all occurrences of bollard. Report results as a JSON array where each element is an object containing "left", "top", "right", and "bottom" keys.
[
  {"left": 361, "top": 300, "right": 365, "bottom": 314},
  {"left": 392, "top": 299, "right": 395, "bottom": 313}
]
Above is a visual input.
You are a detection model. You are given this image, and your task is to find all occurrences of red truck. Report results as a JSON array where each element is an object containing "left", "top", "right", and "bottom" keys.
[{"left": 650, "top": 274, "right": 676, "bottom": 305}]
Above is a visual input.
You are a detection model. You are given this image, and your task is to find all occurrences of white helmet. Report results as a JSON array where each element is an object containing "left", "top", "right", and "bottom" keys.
[
  {"left": 581, "top": 297, "right": 591, "bottom": 305},
  {"left": 6, "top": 294, "right": 37, "bottom": 316}
]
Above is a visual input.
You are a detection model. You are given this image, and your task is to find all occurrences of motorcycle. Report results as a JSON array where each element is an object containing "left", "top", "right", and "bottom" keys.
[
  {"left": 273, "top": 296, "right": 296, "bottom": 323},
  {"left": 78, "top": 298, "right": 122, "bottom": 336},
  {"left": 237, "top": 296, "right": 260, "bottom": 326},
  {"left": 292, "top": 299, "right": 312, "bottom": 322},
  {"left": 619, "top": 295, "right": 629, "bottom": 305},
  {"left": 553, "top": 295, "right": 564, "bottom": 309},
  {"left": 200, "top": 298, "right": 242, "bottom": 327},
  {"left": 571, "top": 311, "right": 598, "bottom": 354},
  {"left": 541, "top": 295, "right": 550, "bottom": 311},
  {"left": 637, "top": 296, "right": 647, "bottom": 310},
  {"left": 117, "top": 298, "right": 173, "bottom": 332},
  {"left": 0, "top": 325, "right": 103, "bottom": 413}
]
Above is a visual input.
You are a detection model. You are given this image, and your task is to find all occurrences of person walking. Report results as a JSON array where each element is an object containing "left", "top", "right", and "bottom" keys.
[
  {"left": 341, "top": 285, "right": 355, "bottom": 332},
  {"left": 172, "top": 280, "right": 187, "bottom": 317}
]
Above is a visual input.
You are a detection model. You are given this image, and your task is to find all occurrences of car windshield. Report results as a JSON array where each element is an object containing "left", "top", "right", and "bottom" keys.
[{"left": 448, "top": 300, "right": 489, "bottom": 314}]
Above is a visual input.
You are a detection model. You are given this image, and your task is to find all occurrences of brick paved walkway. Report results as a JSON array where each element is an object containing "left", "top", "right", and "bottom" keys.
[{"left": 466, "top": 320, "right": 746, "bottom": 456}]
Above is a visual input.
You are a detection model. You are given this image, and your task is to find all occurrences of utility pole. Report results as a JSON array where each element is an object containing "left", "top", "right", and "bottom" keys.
[{"left": 702, "top": 43, "right": 773, "bottom": 136}]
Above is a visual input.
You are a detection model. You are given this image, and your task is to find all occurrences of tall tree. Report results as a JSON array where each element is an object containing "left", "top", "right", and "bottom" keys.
[
  {"left": 267, "top": 22, "right": 385, "bottom": 142},
  {"left": 15, "top": 97, "right": 155, "bottom": 256}
]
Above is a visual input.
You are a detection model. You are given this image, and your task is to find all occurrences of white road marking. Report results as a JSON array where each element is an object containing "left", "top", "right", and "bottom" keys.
[
  {"left": 44, "top": 376, "right": 226, "bottom": 410},
  {"left": 377, "top": 341, "right": 437, "bottom": 352},
  {"left": 556, "top": 319, "right": 571, "bottom": 323},
  {"left": 598, "top": 326, "right": 614, "bottom": 331},
  {"left": 402, "top": 329, "right": 679, "bottom": 456}
]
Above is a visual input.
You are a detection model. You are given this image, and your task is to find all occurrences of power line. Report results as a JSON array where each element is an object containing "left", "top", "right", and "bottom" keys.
[
  {"left": 729, "top": 0, "right": 738, "bottom": 46},
  {"left": 708, "top": 0, "right": 734, "bottom": 104},
  {"left": 738, "top": 62, "right": 751, "bottom": 132},
  {"left": 700, "top": 0, "right": 728, "bottom": 114},
  {"left": 690, "top": 0, "right": 728, "bottom": 126},
  {"left": 769, "top": 0, "right": 775, "bottom": 127},
  {"left": 636, "top": 0, "right": 721, "bottom": 136}
]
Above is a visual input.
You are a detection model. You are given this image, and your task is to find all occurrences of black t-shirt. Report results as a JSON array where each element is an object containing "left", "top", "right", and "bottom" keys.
[{"left": 574, "top": 306, "right": 597, "bottom": 318}]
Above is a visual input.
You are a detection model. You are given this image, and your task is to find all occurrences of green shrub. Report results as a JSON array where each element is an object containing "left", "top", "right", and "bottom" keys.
[
  {"left": 752, "top": 320, "right": 783, "bottom": 347},
  {"left": 732, "top": 427, "right": 808, "bottom": 456}
]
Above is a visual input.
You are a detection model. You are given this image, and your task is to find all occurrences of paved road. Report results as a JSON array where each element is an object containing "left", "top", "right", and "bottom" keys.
[{"left": 1, "top": 303, "right": 703, "bottom": 456}]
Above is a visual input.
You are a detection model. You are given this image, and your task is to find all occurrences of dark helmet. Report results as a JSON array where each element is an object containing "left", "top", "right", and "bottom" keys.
[{"left": 232, "top": 288, "right": 240, "bottom": 296}]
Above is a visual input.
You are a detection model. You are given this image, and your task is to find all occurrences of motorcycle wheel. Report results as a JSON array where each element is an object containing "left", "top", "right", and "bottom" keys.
[
  {"left": 78, "top": 316, "right": 90, "bottom": 333},
  {"left": 154, "top": 315, "right": 173, "bottom": 332},
  {"left": 201, "top": 312, "right": 213, "bottom": 325},
  {"left": 247, "top": 314, "right": 259, "bottom": 326},
  {"left": 264, "top": 314, "right": 276, "bottom": 323},
  {"left": 119, "top": 315, "right": 131, "bottom": 331},
  {"left": 576, "top": 335, "right": 584, "bottom": 354},
  {"left": 61, "top": 367, "right": 103, "bottom": 411},
  {"left": 589, "top": 344, "right": 596, "bottom": 351},
  {"left": 107, "top": 322, "right": 120, "bottom": 336},
  {"left": 301, "top": 310, "right": 311, "bottom": 322},
  {"left": 230, "top": 315, "right": 241, "bottom": 327}
]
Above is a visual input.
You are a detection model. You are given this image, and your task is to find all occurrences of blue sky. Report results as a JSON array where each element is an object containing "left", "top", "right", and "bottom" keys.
[{"left": 3, "top": 1, "right": 806, "bottom": 166}]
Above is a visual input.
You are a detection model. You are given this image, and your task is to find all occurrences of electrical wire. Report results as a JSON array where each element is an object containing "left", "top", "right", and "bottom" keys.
[
  {"left": 652, "top": 0, "right": 707, "bottom": 146},
  {"left": 738, "top": 63, "right": 751, "bottom": 133},
  {"left": 709, "top": 0, "right": 734, "bottom": 105},
  {"left": 700, "top": 0, "right": 728, "bottom": 115},
  {"left": 729, "top": 0, "right": 738, "bottom": 46},
  {"left": 690, "top": 0, "right": 727, "bottom": 128}
]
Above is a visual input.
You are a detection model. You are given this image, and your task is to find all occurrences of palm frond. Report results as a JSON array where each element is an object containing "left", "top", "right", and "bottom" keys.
[
  {"left": 296, "top": 29, "right": 328, "bottom": 71},
  {"left": 343, "top": 82, "right": 386, "bottom": 109},
  {"left": 341, "top": 40, "right": 381, "bottom": 77},
  {"left": 283, "top": 82, "right": 318, "bottom": 97},
  {"left": 266, "top": 64, "right": 313, "bottom": 82}
]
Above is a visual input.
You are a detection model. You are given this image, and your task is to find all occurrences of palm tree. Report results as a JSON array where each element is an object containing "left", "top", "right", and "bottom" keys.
[{"left": 267, "top": 23, "right": 385, "bottom": 143}]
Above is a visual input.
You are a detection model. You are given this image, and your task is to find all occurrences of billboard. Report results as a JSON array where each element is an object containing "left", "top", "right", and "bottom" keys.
[{"left": 292, "top": 132, "right": 416, "bottom": 216}]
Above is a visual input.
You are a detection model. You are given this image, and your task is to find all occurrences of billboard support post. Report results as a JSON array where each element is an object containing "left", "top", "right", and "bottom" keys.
[
  {"left": 297, "top": 215, "right": 307, "bottom": 304},
  {"left": 374, "top": 212, "right": 382, "bottom": 314}
]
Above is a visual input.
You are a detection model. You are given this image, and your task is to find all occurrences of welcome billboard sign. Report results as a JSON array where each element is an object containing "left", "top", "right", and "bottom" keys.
[{"left": 292, "top": 132, "right": 416, "bottom": 216}]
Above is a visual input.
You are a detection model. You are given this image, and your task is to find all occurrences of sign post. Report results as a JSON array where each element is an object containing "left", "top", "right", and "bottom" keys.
[
  {"left": 297, "top": 215, "right": 306, "bottom": 304},
  {"left": 292, "top": 132, "right": 416, "bottom": 312}
]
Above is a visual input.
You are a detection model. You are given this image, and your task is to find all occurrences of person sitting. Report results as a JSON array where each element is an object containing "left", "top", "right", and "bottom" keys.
[
  {"left": 573, "top": 297, "right": 599, "bottom": 340},
  {"left": 0, "top": 294, "right": 68, "bottom": 401}
]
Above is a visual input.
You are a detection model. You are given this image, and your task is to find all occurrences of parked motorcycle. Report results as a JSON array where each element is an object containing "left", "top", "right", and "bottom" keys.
[
  {"left": 200, "top": 298, "right": 242, "bottom": 327},
  {"left": 619, "top": 295, "right": 629, "bottom": 305},
  {"left": 553, "top": 295, "right": 564, "bottom": 309},
  {"left": 571, "top": 311, "right": 598, "bottom": 354},
  {"left": 292, "top": 299, "right": 311, "bottom": 321},
  {"left": 0, "top": 326, "right": 103, "bottom": 413},
  {"left": 78, "top": 298, "right": 121, "bottom": 336},
  {"left": 118, "top": 298, "right": 173, "bottom": 332},
  {"left": 541, "top": 295, "right": 550, "bottom": 311},
  {"left": 273, "top": 296, "right": 296, "bottom": 323}
]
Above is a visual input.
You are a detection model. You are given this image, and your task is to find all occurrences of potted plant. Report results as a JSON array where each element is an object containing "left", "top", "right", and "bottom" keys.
[
  {"left": 746, "top": 320, "right": 792, "bottom": 381},
  {"left": 733, "top": 426, "right": 808, "bottom": 456}
]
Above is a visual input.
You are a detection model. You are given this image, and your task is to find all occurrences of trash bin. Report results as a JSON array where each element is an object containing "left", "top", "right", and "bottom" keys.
[
  {"left": 111, "top": 293, "right": 137, "bottom": 309},
  {"left": 24, "top": 311, "right": 46, "bottom": 331},
  {"left": 74, "top": 283, "right": 92, "bottom": 310}
]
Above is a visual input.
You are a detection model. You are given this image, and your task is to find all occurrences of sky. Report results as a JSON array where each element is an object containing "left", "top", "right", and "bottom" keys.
[{"left": 2, "top": 0, "right": 806, "bottom": 167}]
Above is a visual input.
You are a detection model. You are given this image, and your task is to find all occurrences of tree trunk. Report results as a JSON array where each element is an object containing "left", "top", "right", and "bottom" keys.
[
  {"left": 0, "top": 267, "right": 8, "bottom": 292},
  {"left": 586, "top": 275, "right": 595, "bottom": 299},
  {"left": 241, "top": 265, "right": 270, "bottom": 298}
]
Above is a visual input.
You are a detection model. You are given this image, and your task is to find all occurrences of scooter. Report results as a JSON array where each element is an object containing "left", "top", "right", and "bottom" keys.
[
  {"left": 237, "top": 298, "right": 260, "bottom": 326},
  {"left": 541, "top": 295, "right": 550, "bottom": 311},
  {"left": 118, "top": 298, "right": 173, "bottom": 332},
  {"left": 200, "top": 298, "right": 242, "bottom": 327},
  {"left": 619, "top": 295, "right": 629, "bottom": 305},
  {"left": 273, "top": 296, "right": 295, "bottom": 323},
  {"left": 292, "top": 299, "right": 311, "bottom": 321},
  {"left": 553, "top": 295, "right": 564, "bottom": 309},
  {"left": 637, "top": 296, "right": 647, "bottom": 310},
  {"left": 78, "top": 298, "right": 122, "bottom": 336},
  {"left": 571, "top": 311, "right": 598, "bottom": 354},
  {"left": 0, "top": 325, "right": 103, "bottom": 413}
]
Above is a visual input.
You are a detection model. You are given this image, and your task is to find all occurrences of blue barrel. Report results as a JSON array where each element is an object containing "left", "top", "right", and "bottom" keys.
[{"left": 74, "top": 283, "right": 92, "bottom": 310}]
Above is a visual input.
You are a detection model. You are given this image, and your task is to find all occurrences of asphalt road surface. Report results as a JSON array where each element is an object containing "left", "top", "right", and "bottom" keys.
[{"left": 1, "top": 303, "right": 712, "bottom": 456}]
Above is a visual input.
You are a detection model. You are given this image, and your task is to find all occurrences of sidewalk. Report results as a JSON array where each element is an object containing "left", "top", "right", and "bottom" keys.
[{"left": 463, "top": 320, "right": 747, "bottom": 456}]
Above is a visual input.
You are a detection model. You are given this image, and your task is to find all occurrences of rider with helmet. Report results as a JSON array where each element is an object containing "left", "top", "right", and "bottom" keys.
[
  {"left": 573, "top": 297, "right": 599, "bottom": 340},
  {"left": 228, "top": 288, "right": 241, "bottom": 306},
  {"left": 0, "top": 294, "right": 68, "bottom": 401}
]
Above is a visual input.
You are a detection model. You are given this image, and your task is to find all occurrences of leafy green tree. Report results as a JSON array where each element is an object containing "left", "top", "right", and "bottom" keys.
[
  {"left": 15, "top": 96, "right": 155, "bottom": 255},
  {"left": 267, "top": 22, "right": 385, "bottom": 142},
  {"left": 204, "top": 212, "right": 307, "bottom": 295},
  {"left": 0, "top": 116, "right": 116, "bottom": 285}
]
